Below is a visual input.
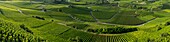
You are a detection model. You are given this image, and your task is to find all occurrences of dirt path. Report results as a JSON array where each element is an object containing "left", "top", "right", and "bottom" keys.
[
  {"left": 90, "top": 11, "right": 99, "bottom": 22},
  {"left": 108, "top": 11, "right": 121, "bottom": 20},
  {"left": 68, "top": 14, "right": 84, "bottom": 22}
]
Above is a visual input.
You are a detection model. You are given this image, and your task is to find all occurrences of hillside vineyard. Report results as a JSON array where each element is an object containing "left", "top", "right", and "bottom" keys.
[{"left": 0, "top": 0, "right": 170, "bottom": 42}]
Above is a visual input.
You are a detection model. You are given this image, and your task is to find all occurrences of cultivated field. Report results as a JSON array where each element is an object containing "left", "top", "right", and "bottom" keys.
[{"left": 0, "top": 0, "right": 170, "bottom": 42}]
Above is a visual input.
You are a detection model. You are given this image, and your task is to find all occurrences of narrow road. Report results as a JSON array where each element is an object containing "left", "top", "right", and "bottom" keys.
[
  {"left": 109, "top": 11, "right": 120, "bottom": 20},
  {"left": 68, "top": 14, "right": 83, "bottom": 22},
  {"left": 90, "top": 11, "right": 99, "bottom": 22}
]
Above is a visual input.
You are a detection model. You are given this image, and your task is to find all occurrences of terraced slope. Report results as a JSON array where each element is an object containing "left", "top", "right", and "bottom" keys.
[
  {"left": 0, "top": 18, "right": 46, "bottom": 42},
  {"left": 0, "top": 1, "right": 170, "bottom": 42}
]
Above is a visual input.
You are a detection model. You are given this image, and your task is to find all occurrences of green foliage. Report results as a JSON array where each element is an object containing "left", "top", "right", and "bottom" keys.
[
  {"left": 0, "top": 1, "right": 170, "bottom": 42},
  {"left": 20, "top": 24, "right": 33, "bottom": 34},
  {"left": 67, "top": 23, "right": 89, "bottom": 29},
  {"left": 32, "top": 16, "right": 45, "bottom": 20},
  {"left": 0, "top": 19, "right": 46, "bottom": 42},
  {"left": 165, "top": 21, "right": 170, "bottom": 26},
  {"left": 87, "top": 27, "right": 138, "bottom": 34},
  {"left": 59, "top": 29, "right": 93, "bottom": 42}
]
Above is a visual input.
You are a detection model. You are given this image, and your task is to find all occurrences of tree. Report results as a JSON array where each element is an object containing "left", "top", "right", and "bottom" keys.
[
  {"left": 97, "top": 0, "right": 109, "bottom": 4},
  {"left": 54, "top": 0, "right": 66, "bottom": 2},
  {"left": 75, "top": 0, "right": 80, "bottom": 2},
  {"left": 0, "top": 9, "right": 4, "bottom": 14}
]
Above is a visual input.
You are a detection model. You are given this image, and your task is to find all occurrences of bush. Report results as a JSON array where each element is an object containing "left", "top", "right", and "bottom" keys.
[
  {"left": 67, "top": 23, "right": 89, "bottom": 29},
  {"left": 87, "top": 29, "right": 96, "bottom": 32},
  {"left": 58, "top": 9, "right": 63, "bottom": 12},
  {"left": 157, "top": 27, "right": 162, "bottom": 31},
  {"left": 161, "top": 33, "right": 170, "bottom": 37},
  {"left": 32, "top": 16, "right": 45, "bottom": 20},
  {"left": 165, "top": 21, "right": 170, "bottom": 26},
  {"left": 68, "top": 5, "right": 76, "bottom": 8}
]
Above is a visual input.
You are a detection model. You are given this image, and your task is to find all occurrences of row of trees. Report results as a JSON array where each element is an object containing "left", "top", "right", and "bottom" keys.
[
  {"left": 42, "top": 0, "right": 159, "bottom": 4},
  {"left": 0, "top": 0, "right": 158, "bottom": 4},
  {"left": 67, "top": 23, "right": 89, "bottom": 29},
  {"left": 87, "top": 27, "right": 138, "bottom": 34},
  {"left": 50, "top": 0, "right": 110, "bottom": 4}
]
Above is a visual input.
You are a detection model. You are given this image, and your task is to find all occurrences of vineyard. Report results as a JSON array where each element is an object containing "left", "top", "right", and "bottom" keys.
[
  {"left": 0, "top": 0, "right": 170, "bottom": 42},
  {"left": 0, "top": 18, "right": 46, "bottom": 42}
]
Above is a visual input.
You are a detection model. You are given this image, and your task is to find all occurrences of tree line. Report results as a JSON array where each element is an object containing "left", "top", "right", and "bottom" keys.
[{"left": 87, "top": 27, "right": 138, "bottom": 34}]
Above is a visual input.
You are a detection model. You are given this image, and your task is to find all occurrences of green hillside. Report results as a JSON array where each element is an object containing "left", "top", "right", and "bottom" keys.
[{"left": 0, "top": 0, "right": 170, "bottom": 42}]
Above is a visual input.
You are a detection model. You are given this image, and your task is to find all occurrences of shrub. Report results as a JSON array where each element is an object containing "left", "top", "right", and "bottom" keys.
[
  {"left": 58, "top": 9, "right": 63, "bottom": 12},
  {"left": 165, "top": 21, "right": 170, "bottom": 26},
  {"left": 161, "top": 33, "right": 170, "bottom": 37},
  {"left": 157, "top": 27, "right": 162, "bottom": 31},
  {"left": 32, "top": 16, "right": 45, "bottom": 20},
  {"left": 87, "top": 29, "right": 96, "bottom": 32},
  {"left": 67, "top": 23, "right": 89, "bottom": 29}
]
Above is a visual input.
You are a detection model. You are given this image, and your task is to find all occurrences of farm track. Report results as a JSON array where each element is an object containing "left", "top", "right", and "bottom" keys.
[
  {"left": 57, "top": 23, "right": 99, "bottom": 35},
  {"left": 64, "top": 11, "right": 157, "bottom": 26},
  {"left": 108, "top": 11, "right": 121, "bottom": 20},
  {"left": 57, "top": 22, "right": 127, "bottom": 36},
  {"left": 57, "top": 23, "right": 134, "bottom": 42},
  {"left": 90, "top": 11, "right": 99, "bottom": 22},
  {"left": 136, "top": 17, "right": 157, "bottom": 26},
  {"left": 0, "top": 4, "right": 28, "bottom": 21},
  {"left": 68, "top": 14, "right": 84, "bottom": 22}
]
